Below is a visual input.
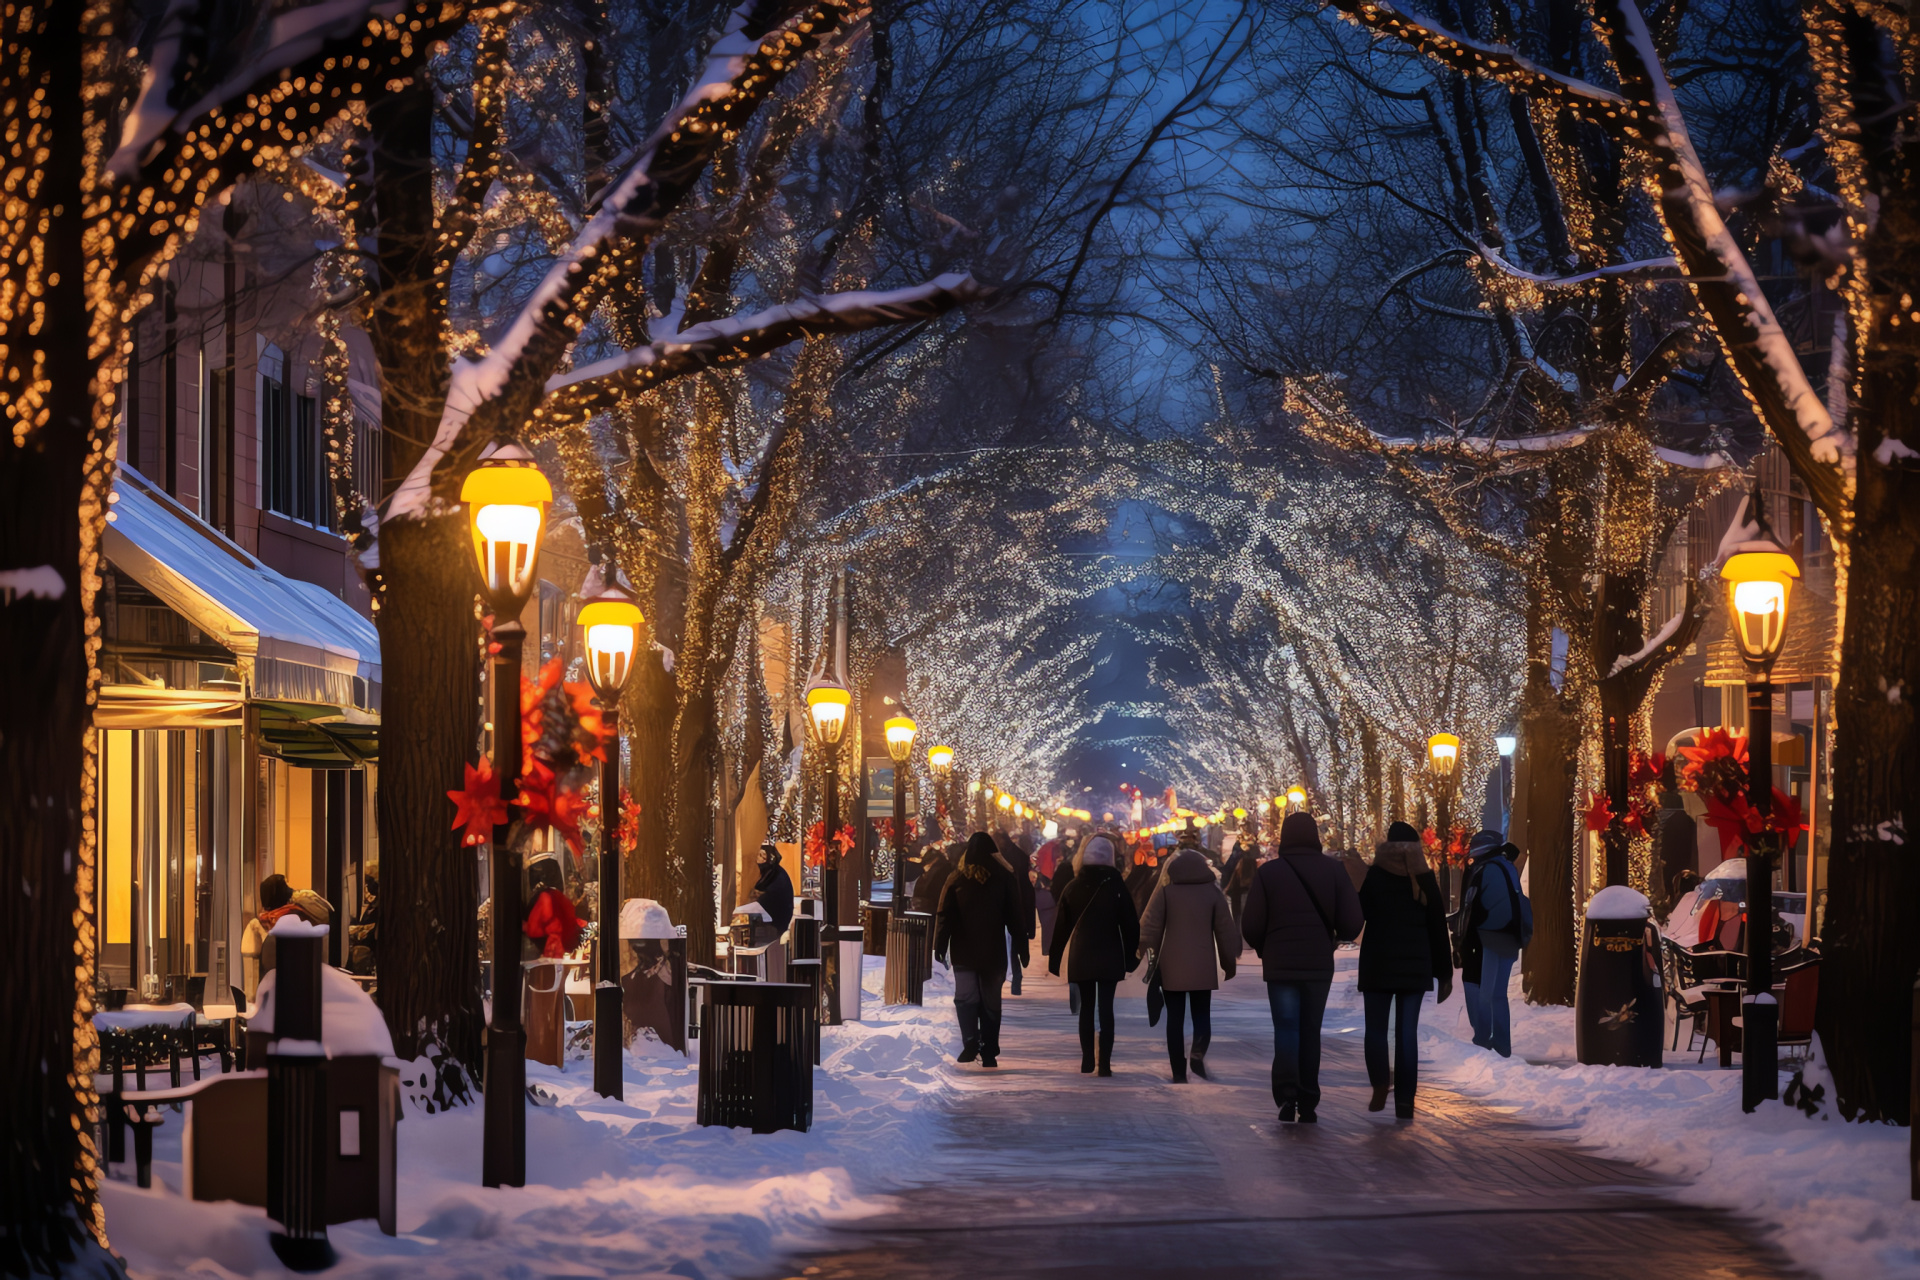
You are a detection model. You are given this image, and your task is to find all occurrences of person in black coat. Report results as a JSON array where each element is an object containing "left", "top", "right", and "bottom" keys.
[
  {"left": 1358, "top": 822, "right": 1453, "bottom": 1121},
  {"left": 749, "top": 843, "right": 795, "bottom": 933},
  {"left": 995, "top": 831, "right": 1038, "bottom": 995},
  {"left": 934, "top": 832, "right": 1025, "bottom": 1067},
  {"left": 1241, "top": 812, "right": 1363, "bottom": 1122},
  {"left": 912, "top": 842, "right": 959, "bottom": 915},
  {"left": 1047, "top": 832, "right": 1140, "bottom": 1076}
]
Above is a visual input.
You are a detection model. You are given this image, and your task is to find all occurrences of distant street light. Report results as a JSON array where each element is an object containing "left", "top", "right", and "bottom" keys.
[
  {"left": 577, "top": 570, "right": 643, "bottom": 1103},
  {"left": 462, "top": 441, "right": 550, "bottom": 1191},
  {"left": 1427, "top": 731, "right": 1462, "bottom": 906},
  {"left": 1721, "top": 489, "right": 1800, "bottom": 1113},
  {"left": 884, "top": 715, "right": 917, "bottom": 907}
]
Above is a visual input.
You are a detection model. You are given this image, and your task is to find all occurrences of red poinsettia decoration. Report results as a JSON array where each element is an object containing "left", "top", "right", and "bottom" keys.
[
  {"left": 804, "top": 820, "right": 860, "bottom": 867},
  {"left": 1445, "top": 822, "right": 1470, "bottom": 864},
  {"left": 1681, "top": 726, "right": 1805, "bottom": 854},
  {"left": 614, "top": 788, "right": 642, "bottom": 855},
  {"left": 1583, "top": 791, "right": 1615, "bottom": 833},
  {"left": 1420, "top": 826, "right": 1441, "bottom": 853},
  {"left": 447, "top": 760, "right": 508, "bottom": 847},
  {"left": 1628, "top": 749, "right": 1669, "bottom": 791},
  {"left": 517, "top": 760, "right": 592, "bottom": 856}
]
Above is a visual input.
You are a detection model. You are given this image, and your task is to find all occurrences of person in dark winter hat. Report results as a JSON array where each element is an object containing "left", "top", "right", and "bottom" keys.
[
  {"left": 750, "top": 842, "right": 795, "bottom": 933},
  {"left": 1455, "top": 828, "right": 1530, "bottom": 1057},
  {"left": 1241, "top": 811, "right": 1362, "bottom": 1122},
  {"left": 1140, "top": 842, "right": 1241, "bottom": 1082},
  {"left": 1221, "top": 831, "right": 1259, "bottom": 930},
  {"left": 934, "top": 832, "right": 1025, "bottom": 1067},
  {"left": 1048, "top": 832, "right": 1140, "bottom": 1076},
  {"left": 1359, "top": 821, "right": 1453, "bottom": 1119}
]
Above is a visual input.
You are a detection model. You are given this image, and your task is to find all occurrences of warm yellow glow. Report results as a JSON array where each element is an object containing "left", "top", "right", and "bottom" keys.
[
  {"left": 997, "top": 793, "right": 1013, "bottom": 811},
  {"left": 578, "top": 598, "right": 644, "bottom": 698},
  {"left": 968, "top": 780, "right": 981, "bottom": 794},
  {"left": 927, "top": 744, "right": 955, "bottom": 777},
  {"left": 1286, "top": 785, "right": 1308, "bottom": 808},
  {"left": 1233, "top": 807, "right": 1247, "bottom": 819},
  {"left": 884, "top": 715, "right": 918, "bottom": 764},
  {"left": 1427, "top": 733, "right": 1461, "bottom": 777},
  {"left": 1722, "top": 550, "right": 1799, "bottom": 668},
  {"left": 805, "top": 684, "right": 851, "bottom": 745},
  {"left": 461, "top": 450, "right": 553, "bottom": 612}
]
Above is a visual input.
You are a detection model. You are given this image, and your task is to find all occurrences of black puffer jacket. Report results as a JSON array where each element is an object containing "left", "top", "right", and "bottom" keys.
[
  {"left": 996, "top": 833, "right": 1038, "bottom": 941},
  {"left": 1049, "top": 864, "right": 1141, "bottom": 983},
  {"left": 750, "top": 857, "right": 795, "bottom": 932},
  {"left": 935, "top": 835, "right": 1024, "bottom": 974},
  {"left": 911, "top": 845, "right": 959, "bottom": 914},
  {"left": 1356, "top": 843, "right": 1451, "bottom": 994}
]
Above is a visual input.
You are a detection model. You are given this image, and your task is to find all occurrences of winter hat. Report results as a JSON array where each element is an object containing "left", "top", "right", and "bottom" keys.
[
  {"left": 964, "top": 831, "right": 999, "bottom": 866},
  {"left": 758, "top": 842, "right": 782, "bottom": 865},
  {"left": 1385, "top": 821, "right": 1420, "bottom": 843},
  {"left": 259, "top": 873, "right": 293, "bottom": 913},
  {"left": 1468, "top": 829, "right": 1505, "bottom": 860},
  {"left": 1277, "top": 811, "right": 1322, "bottom": 852},
  {"left": 1077, "top": 833, "right": 1117, "bottom": 868}
]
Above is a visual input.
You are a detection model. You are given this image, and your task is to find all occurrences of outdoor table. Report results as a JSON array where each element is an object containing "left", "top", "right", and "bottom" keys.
[{"left": 1703, "top": 982, "right": 1790, "bottom": 1068}]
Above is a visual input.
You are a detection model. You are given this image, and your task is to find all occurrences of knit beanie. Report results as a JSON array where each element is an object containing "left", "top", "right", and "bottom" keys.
[
  {"left": 1468, "top": 829, "right": 1505, "bottom": 859},
  {"left": 1077, "top": 833, "right": 1117, "bottom": 868},
  {"left": 1386, "top": 821, "right": 1421, "bottom": 842}
]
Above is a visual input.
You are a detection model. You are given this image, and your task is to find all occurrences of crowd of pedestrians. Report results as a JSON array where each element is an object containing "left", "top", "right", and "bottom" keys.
[{"left": 924, "top": 808, "right": 1532, "bottom": 1123}]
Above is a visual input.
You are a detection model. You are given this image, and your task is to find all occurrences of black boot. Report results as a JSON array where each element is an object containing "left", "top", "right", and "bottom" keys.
[
  {"left": 1189, "top": 1034, "right": 1209, "bottom": 1080},
  {"left": 1097, "top": 1028, "right": 1114, "bottom": 1077},
  {"left": 1080, "top": 1029, "right": 1096, "bottom": 1074}
]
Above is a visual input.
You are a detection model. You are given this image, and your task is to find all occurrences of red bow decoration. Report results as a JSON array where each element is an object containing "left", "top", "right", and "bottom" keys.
[
  {"left": 805, "top": 821, "right": 859, "bottom": 867},
  {"left": 448, "top": 760, "right": 507, "bottom": 847},
  {"left": 615, "top": 788, "right": 642, "bottom": 855}
]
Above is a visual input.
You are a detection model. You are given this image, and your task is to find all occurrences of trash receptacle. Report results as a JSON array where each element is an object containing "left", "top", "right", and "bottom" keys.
[
  {"left": 863, "top": 902, "right": 890, "bottom": 957},
  {"left": 693, "top": 979, "right": 814, "bottom": 1133},
  {"left": 1576, "top": 885, "right": 1664, "bottom": 1068},
  {"left": 789, "top": 900, "right": 822, "bottom": 962},
  {"left": 885, "top": 911, "right": 933, "bottom": 1006}
]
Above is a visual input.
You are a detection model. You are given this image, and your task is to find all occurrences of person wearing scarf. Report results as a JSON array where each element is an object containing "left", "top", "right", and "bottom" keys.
[
  {"left": 1048, "top": 833, "right": 1141, "bottom": 1076},
  {"left": 1358, "top": 821, "right": 1454, "bottom": 1120}
]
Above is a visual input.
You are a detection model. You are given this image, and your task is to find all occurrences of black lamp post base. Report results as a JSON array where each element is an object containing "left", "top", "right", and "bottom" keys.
[
  {"left": 1742, "top": 996, "right": 1779, "bottom": 1113},
  {"left": 270, "top": 1234, "right": 337, "bottom": 1272},
  {"left": 594, "top": 981, "right": 624, "bottom": 1100},
  {"left": 482, "top": 1027, "right": 526, "bottom": 1187}
]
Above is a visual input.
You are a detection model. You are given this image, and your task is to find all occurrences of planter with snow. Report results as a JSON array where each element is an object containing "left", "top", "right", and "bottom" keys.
[{"left": 1575, "top": 886, "right": 1666, "bottom": 1069}]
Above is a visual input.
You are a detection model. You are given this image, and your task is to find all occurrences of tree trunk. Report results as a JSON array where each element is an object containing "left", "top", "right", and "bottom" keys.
[
  {"left": 364, "top": 77, "right": 483, "bottom": 1089},
  {"left": 1518, "top": 601, "right": 1580, "bottom": 1006},
  {"left": 623, "top": 645, "right": 677, "bottom": 910},
  {"left": 0, "top": 8, "right": 116, "bottom": 1265},
  {"left": 670, "top": 685, "right": 720, "bottom": 963},
  {"left": 372, "top": 515, "right": 484, "bottom": 1086},
  {"left": 1817, "top": 192, "right": 1920, "bottom": 1123}
]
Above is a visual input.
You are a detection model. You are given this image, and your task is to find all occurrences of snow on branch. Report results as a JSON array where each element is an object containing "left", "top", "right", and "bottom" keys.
[
  {"left": 1476, "top": 246, "right": 1682, "bottom": 288},
  {"left": 389, "top": 0, "right": 863, "bottom": 520},
  {"left": 537, "top": 274, "right": 993, "bottom": 426},
  {"left": 1329, "top": 0, "right": 1634, "bottom": 118},
  {"left": 1604, "top": 603, "right": 1691, "bottom": 679},
  {"left": 1596, "top": 0, "right": 1853, "bottom": 523}
]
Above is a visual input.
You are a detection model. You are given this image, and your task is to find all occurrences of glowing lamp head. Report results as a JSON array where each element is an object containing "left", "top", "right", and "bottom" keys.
[
  {"left": 460, "top": 442, "right": 552, "bottom": 614},
  {"left": 1496, "top": 735, "right": 1517, "bottom": 758},
  {"left": 1233, "top": 807, "right": 1247, "bottom": 819},
  {"left": 997, "top": 793, "right": 1013, "bottom": 811},
  {"left": 1286, "top": 785, "right": 1308, "bottom": 809},
  {"left": 805, "top": 680, "right": 851, "bottom": 746},
  {"left": 1427, "top": 732, "right": 1461, "bottom": 778},
  {"left": 1722, "top": 549, "right": 1799, "bottom": 671},
  {"left": 883, "top": 714, "right": 918, "bottom": 764},
  {"left": 577, "top": 592, "right": 645, "bottom": 699},
  {"left": 927, "top": 744, "right": 955, "bottom": 778}
]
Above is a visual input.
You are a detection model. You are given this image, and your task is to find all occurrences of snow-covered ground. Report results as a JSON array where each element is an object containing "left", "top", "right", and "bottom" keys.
[
  {"left": 1319, "top": 950, "right": 1920, "bottom": 1280},
  {"left": 101, "top": 957, "right": 955, "bottom": 1280}
]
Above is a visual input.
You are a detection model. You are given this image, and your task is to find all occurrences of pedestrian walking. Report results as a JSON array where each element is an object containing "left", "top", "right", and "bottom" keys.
[
  {"left": 912, "top": 841, "right": 959, "bottom": 915},
  {"left": 1048, "top": 832, "right": 1140, "bottom": 1076},
  {"left": 996, "top": 831, "right": 1038, "bottom": 995},
  {"left": 1241, "top": 812, "right": 1362, "bottom": 1122},
  {"left": 1221, "top": 835, "right": 1258, "bottom": 931},
  {"left": 1139, "top": 843, "right": 1240, "bottom": 1082},
  {"left": 934, "top": 832, "right": 1025, "bottom": 1067},
  {"left": 1125, "top": 839, "right": 1161, "bottom": 919},
  {"left": 1358, "top": 821, "right": 1453, "bottom": 1120},
  {"left": 1454, "top": 829, "right": 1532, "bottom": 1057}
]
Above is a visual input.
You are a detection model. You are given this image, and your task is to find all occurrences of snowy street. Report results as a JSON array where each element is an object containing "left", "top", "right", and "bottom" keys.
[{"left": 99, "top": 954, "right": 1920, "bottom": 1280}]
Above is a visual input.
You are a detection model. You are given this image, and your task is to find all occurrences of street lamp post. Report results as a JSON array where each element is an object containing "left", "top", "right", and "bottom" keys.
[
  {"left": 1721, "top": 490, "right": 1799, "bottom": 1113},
  {"left": 1495, "top": 735, "right": 1517, "bottom": 835},
  {"left": 578, "top": 569, "right": 643, "bottom": 1102},
  {"left": 884, "top": 715, "right": 918, "bottom": 909},
  {"left": 806, "top": 676, "right": 851, "bottom": 1024},
  {"left": 462, "top": 441, "right": 551, "bottom": 1190},
  {"left": 1427, "top": 733, "right": 1461, "bottom": 907}
]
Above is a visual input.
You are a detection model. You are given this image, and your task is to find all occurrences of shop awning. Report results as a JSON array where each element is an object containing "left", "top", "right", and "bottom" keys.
[{"left": 104, "top": 467, "right": 380, "bottom": 713}]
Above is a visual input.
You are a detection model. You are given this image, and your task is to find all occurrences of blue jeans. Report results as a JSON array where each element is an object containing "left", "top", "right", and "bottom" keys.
[
  {"left": 1465, "top": 929, "right": 1519, "bottom": 1056},
  {"left": 1363, "top": 990, "right": 1424, "bottom": 1114},
  {"left": 1265, "top": 979, "right": 1332, "bottom": 1111}
]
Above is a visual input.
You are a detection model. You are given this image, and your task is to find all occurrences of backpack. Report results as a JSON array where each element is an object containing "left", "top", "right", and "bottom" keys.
[{"left": 1483, "top": 857, "right": 1533, "bottom": 949}]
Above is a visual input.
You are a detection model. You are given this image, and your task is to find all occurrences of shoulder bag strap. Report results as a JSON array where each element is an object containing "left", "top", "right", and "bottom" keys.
[{"left": 1281, "top": 856, "right": 1337, "bottom": 940}]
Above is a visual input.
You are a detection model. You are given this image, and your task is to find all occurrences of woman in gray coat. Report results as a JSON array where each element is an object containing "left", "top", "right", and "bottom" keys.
[{"left": 1140, "top": 846, "right": 1241, "bottom": 1082}]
